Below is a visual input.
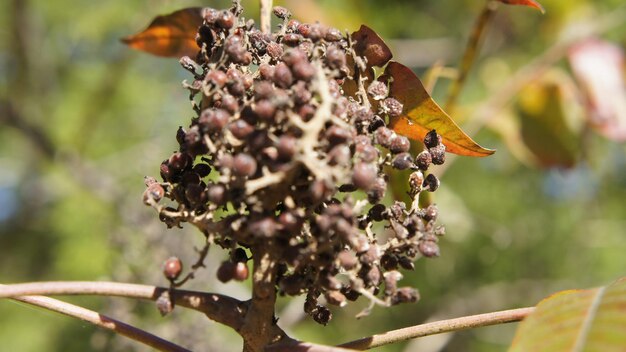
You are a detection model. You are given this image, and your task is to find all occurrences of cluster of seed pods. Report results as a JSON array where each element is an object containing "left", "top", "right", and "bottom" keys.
[{"left": 144, "top": 3, "right": 446, "bottom": 324}]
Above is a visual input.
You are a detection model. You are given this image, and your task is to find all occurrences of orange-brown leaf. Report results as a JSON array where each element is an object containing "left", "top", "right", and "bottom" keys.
[
  {"left": 385, "top": 62, "right": 494, "bottom": 157},
  {"left": 497, "top": 0, "right": 545, "bottom": 13},
  {"left": 121, "top": 7, "right": 203, "bottom": 58},
  {"left": 351, "top": 25, "right": 393, "bottom": 68}
]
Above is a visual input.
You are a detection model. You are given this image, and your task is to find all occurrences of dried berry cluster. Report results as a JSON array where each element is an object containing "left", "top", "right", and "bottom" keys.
[{"left": 144, "top": 3, "right": 447, "bottom": 325}]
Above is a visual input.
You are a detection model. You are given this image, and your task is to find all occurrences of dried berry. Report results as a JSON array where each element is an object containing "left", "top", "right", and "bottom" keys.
[
  {"left": 276, "top": 135, "right": 297, "bottom": 160},
  {"left": 389, "top": 135, "right": 411, "bottom": 154},
  {"left": 216, "top": 10, "right": 235, "bottom": 29},
  {"left": 367, "top": 81, "right": 388, "bottom": 100},
  {"left": 272, "top": 6, "right": 291, "bottom": 20},
  {"left": 273, "top": 62, "right": 294, "bottom": 88},
  {"left": 429, "top": 144, "right": 446, "bottom": 165},
  {"left": 381, "top": 97, "right": 404, "bottom": 117},
  {"left": 419, "top": 241, "right": 440, "bottom": 258},
  {"left": 232, "top": 153, "right": 257, "bottom": 177},
  {"left": 163, "top": 257, "right": 183, "bottom": 281},
  {"left": 374, "top": 127, "right": 395, "bottom": 148},
  {"left": 143, "top": 183, "right": 165, "bottom": 205},
  {"left": 393, "top": 287, "right": 420, "bottom": 304},
  {"left": 352, "top": 162, "right": 377, "bottom": 190},
  {"left": 415, "top": 151, "right": 432, "bottom": 171},
  {"left": 228, "top": 119, "right": 254, "bottom": 139},
  {"left": 217, "top": 261, "right": 236, "bottom": 283},
  {"left": 424, "top": 129, "right": 442, "bottom": 149},
  {"left": 423, "top": 173, "right": 440, "bottom": 192},
  {"left": 392, "top": 153, "right": 414, "bottom": 170},
  {"left": 233, "top": 262, "right": 249, "bottom": 281}
]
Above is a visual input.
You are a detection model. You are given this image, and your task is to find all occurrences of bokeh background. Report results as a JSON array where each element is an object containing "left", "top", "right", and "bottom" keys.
[{"left": 1, "top": 0, "right": 625, "bottom": 351}]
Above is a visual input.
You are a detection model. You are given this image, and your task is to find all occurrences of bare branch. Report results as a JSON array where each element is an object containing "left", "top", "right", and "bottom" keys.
[
  {"left": 0, "top": 281, "right": 246, "bottom": 331},
  {"left": 8, "top": 292, "right": 190, "bottom": 352},
  {"left": 338, "top": 307, "right": 534, "bottom": 350}
]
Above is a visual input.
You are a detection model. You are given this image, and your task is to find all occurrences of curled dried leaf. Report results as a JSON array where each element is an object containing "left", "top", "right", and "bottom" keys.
[{"left": 351, "top": 25, "right": 393, "bottom": 68}]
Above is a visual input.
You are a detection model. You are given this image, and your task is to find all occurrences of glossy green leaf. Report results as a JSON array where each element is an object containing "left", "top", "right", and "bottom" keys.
[{"left": 510, "top": 277, "right": 626, "bottom": 352}]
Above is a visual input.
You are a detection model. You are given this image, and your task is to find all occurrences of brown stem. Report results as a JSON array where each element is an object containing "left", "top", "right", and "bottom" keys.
[
  {"left": 260, "top": 0, "right": 273, "bottom": 34},
  {"left": 240, "top": 244, "right": 287, "bottom": 351},
  {"left": 8, "top": 292, "right": 190, "bottom": 352},
  {"left": 444, "top": 0, "right": 499, "bottom": 113},
  {"left": 338, "top": 307, "right": 534, "bottom": 350},
  {"left": 0, "top": 281, "right": 245, "bottom": 331}
]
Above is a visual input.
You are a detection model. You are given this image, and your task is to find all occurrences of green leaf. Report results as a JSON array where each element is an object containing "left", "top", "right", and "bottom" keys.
[
  {"left": 385, "top": 61, "right": 495, "bottom": 157},
  {"left": 510, "top": 277, "right": 626, "bottom": 352}
]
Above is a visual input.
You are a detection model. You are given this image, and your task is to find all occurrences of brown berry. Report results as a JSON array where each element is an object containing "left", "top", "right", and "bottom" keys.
[
  {"left": 392, "top": 153, "right": 414, "bottom": 170},
  {"left": 143, "top": 183, "right": 165, "bottom": 205},
  {"left": 233, "top": 262, "right": 249, "bottom": 281},
  {"left": 217, "top": 261, "right": 235, "bottom": 283},
  {"left": 424, "top": 130, "right": 442, "bottom": 148},
  {"left": 273, "top": 62, "right": 293, "bottom": 88},
  {"left": 272, "top": 6, "right": 291, "bottom": 19},
  {"left": 429, "top": 144, "right": 446, "bottom": 165},
  {"left": 415, "top": 151, "right": 432, "bottom": 170},
  {"left": 367, "top": 81, "right": 388, "bottom": 100},
  {"left": 163, "top": 257, "right": 183, "bottom": 281},
  {"left": 232, "top": 153, "right": 257, "bottom": 177},
  {"left": 389, "top": 135, "right": 411, "bottom": 154},
  {"left": 419, "top": 241, "right": 440, "bottom": 258},
  {"left": 374, "top": 127, "right": 395, "bottom": 148},
  {"left": 423, "top": 173, "right": 440, "bottom": 192},
  {"left": 382, "top": 97, "right": 404, "bottom": 117},
  {"left": 266, "top": 41, "right": 284, "bottom": 59},
  {"left": 352, "top": 162, "right": 377, "bottom": 190},
  {"left": 254, "top": 100, "right": 276, "bottom": 121},
  {"left": 276, "top": 135, "right": 297, "bottom": 160},
  {"left": 216, "top": 10, "right": 235, "bottom": 29}
]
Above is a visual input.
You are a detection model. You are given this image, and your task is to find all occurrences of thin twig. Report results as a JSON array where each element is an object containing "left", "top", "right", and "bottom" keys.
[
  {"left": 260, "top": 0, "right": 272, "bottom": 34},
  {"left": 444, "top": 0, "right": 499, "bottom": 112},
  {"left": 0, "top": 281, "right": 246, "bottom": 331},
  {"left": 338, "top": 307, "right": 534, "bottom": 350},
  {"left": 8, "top": 292, "right": 190, "bottom": 352}
]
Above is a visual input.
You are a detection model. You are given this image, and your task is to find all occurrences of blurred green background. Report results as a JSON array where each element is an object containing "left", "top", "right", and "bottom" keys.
[{"left": 1, "top": 0, "right": 625, "bottom": 351}]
